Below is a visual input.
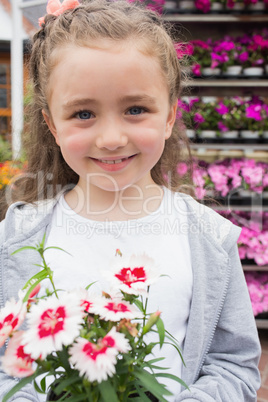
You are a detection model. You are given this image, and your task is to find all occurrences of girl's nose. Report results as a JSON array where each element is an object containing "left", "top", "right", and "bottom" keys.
[{"left": 95, "top": 123, "right": 128, "bottom": 150}]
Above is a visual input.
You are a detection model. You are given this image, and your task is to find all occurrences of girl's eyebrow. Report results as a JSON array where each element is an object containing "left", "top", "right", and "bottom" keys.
[
  {"left": 62, "top": 98, "right": 97, "bottom": 110},
  {"left": 119, "top": 95, "right": 157, "bottom": 105},
  {"left": 62, "top": 95, "right": 157, "bottom": 110}
]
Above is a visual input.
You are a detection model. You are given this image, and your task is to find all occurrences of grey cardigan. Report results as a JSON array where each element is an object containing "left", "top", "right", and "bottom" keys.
[{"left": 0, "top": 194, "right": 261, "bottom": 401}]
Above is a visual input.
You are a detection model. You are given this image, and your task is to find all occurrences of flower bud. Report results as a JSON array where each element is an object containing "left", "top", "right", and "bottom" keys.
[{"left": 142, "top": 311, "right": 161, "bottom": 335}]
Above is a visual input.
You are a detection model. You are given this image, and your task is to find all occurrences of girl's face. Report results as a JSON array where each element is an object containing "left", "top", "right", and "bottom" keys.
[{"left": 43, "top": 41, "right": 177, "bottom": 196}]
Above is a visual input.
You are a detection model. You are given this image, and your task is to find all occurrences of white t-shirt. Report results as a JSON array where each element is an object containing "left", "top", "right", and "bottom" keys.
[{"left": 41, "top": 188, "right": 192, "bottom": 401}]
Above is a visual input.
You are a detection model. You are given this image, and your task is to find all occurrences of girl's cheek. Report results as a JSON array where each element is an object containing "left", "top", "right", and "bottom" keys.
[
  {"left": 133, "top": 127, "right": 165, "bottom": 150},
  {"left": 64, "top": 134, "right": 91, "bottom": 154}
]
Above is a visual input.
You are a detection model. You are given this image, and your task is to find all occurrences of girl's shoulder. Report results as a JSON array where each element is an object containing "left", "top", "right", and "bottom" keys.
[{"left": 1, "top": 198, "right": 57, "bottom": 243}]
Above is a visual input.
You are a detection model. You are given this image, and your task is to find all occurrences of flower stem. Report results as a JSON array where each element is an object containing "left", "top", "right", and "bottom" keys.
[{"left": 40, "top": 251, "right": 58, "bottom": 298}]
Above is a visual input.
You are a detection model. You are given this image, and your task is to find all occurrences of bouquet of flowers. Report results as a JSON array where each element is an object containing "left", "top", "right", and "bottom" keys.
[{"left": 0, "top": 236, "right": 186, "bottom": 402}]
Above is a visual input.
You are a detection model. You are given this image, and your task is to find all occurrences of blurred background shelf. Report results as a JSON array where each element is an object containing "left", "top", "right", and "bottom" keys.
[
  {"left": 191, "top": 143, "right": 268, "bottom": 150},
  {"left": 164, "top": 14, "right": 268, "bottom": 22}
]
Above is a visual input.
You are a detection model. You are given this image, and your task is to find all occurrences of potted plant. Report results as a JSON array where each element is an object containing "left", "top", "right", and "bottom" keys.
[
  {"left": 191, "top": 39, "right": 221, "bottom": 76},
  {"left": 195, "top": 0, "right": 224, "bottom": 12},
  {"left": 225, "top": 0, "right": 245, "bottom": 10},
  {"left": 213, "top": 37, "right": 242, "bottom": 75},
  {"left": 216, "top": 98, "right": 243, "bottom": 139},
  {"left": 178, "top": 0, "right": 196, "bottom": 10},
  {"left": 210, "top": 0, "right": 225, "bottom": 10},
  {"left": 240, "top": 97, "right": 266, "bottom": 139},
  {"left": 177, "top": 97, "right": 200, "bottom": 139},
  {"left": 239, "top": 33, "right": 265, "bottom": 75},
  {"left": 245, "top": 0, "right": 266, "bottom": 11},
  {"left": 194, "top": 101, "right": 221, "bottom": 139}
]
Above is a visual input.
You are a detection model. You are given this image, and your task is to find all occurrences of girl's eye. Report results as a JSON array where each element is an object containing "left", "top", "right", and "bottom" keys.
[
  {"left": 76, "top": 111, "right": 93, "bottom": 120},
  {"left": 127, "top": 107, "right": 145, "bottom": 116}
]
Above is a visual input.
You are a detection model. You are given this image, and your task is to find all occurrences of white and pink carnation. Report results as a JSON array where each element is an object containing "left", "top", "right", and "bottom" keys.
[
  {"left": 71, "top": 288, "right": 97, "bottom": 316},
  {"left": 22, "top": 293, "right": 84, "bottom": 359},
  {"left": 0, "top": 298, "right": 26, "bottom": 347},
  {"left": 1, "top": 331, "right": 34, "bottom": 378},
  {"left": 69, "top": 327, "right": 130, "bottom": 383},
  {"left": 104, "top": 254, "right": 160, "bottom": 296},
  {"left": 91, "top": 296, "right": 143, "bottom": 322}
]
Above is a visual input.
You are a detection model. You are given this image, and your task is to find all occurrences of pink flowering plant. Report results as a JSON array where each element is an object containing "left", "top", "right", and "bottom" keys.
[
  {"left": 190, "top": 39, "right": 213, "bottom": 74},
  {"left": 238, "top": 33, "right": 265, "bottom": 69},
  {"left": 0, "top": 237, "right": 187, "bottom": 402},
  {"left": 215, "top": 97, "right": 244, "bottom": 133},
  {"left": 194, "top": 0, "right": 225, "bottom": 13},
  {"left": 245, "top": 272, "right": 268, "bottom": 316},
  {"left": 240, "top": 97, "right": 268, "bottom": 133},
  {"left": 178, "top": 157, "right": 268, "bottom": 200}
]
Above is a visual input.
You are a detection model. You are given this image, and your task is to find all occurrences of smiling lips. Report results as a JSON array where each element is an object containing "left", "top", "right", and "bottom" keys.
[{"left": 91, "top": 155, "right": 136, "bottom": 172}]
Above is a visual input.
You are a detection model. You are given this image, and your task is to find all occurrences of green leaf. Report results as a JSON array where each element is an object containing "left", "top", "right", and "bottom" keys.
[
  {"left": 147, "top": 364, "right": 169, "bottom": 371},
  {"left": 134, "top": 387, "right": 153, "bottom": 401},
  {"left": 156, "top": 317, "right": 165, "bottom": 348},
  {"left": 3, "top": 368, "right": 45, "bottom": 402},
  {"left": 49, "top": 393, "right": 87, "bottom": 402},
  {"left": 133, "top": 299, "right": 144, "bottom": 312},
  {"left": 21, "top": 269, "right": 49, "bottom": 302},
  {"left": 155, "top": 373, "right": 189, "bottom": 390},
  {"left": 98, "top": 380, "right": 120, "bottom": 402},
  {"left": 146, "top": 357, "right": 166, "bottom": 365},
  {"left": 85, "top": 281, "right": 97, "bottom": 290},
  {"left": 163, "top": 341, "right": 185, "bottom": 366},
  {"left": 33, "top": 379, "right": 46, "bottom": 394},
  {"left": 44, "top": 246, "right": 71, "bottom": 256},
  {"left": 11, "top": 246, "right": 37, "bottom": 255},
  {"left": 54, "top": 375, "right": 81, "bottom": 395},
  {"left": 134, "top": 368, "right": 171, "bottom": 402},
  {"left": 56, "top": 348, "right": 72, "bottom": 375},
  {"left": 40, "top": 231, "right": 47, "bottom": 248},
  {"left": 40, "top": 375, "right": 47, "bottom": 392},
  {"left": 66, "top": 395, "right": 88, "bottom": 402},
  {"left": 22, "top": 268, "right": 48, "bottom": 291}
]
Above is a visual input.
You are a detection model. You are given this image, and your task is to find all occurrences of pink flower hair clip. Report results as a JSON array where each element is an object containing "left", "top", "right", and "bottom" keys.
[{"left": 39, "top": 0, "right": 80, "bottom": 27}]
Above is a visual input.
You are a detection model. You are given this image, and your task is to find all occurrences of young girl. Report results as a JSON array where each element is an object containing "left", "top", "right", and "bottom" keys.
[{"left": 0, "top": 0, "right": 261, "bottom": 400}]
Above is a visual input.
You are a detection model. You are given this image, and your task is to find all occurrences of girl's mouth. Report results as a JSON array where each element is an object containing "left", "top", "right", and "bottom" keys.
[
  {"left": 91, "top": 155, "right": 136, "bottom": 171},
  {"left": 98, "top": 157, "right": 129, "bottom": 164}
]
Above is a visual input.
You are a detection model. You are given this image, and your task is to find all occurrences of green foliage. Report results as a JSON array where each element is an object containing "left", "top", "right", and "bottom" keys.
[{"left": 0, "top": 137, "right": 12, "bottom": 162}]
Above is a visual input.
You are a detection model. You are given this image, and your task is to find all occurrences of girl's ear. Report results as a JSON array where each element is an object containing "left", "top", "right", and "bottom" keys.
[
  {"left": 165, "top": 101, "right": 177, "bottom": 140},
  {"left": 42, "top": 109, "right": 59, "bottom": 145}
]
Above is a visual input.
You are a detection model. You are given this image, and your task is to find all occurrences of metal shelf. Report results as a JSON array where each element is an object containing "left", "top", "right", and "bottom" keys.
[
  {"left": 255, "top": 319, "right": 268, "bottom": 329},
  {"left": 164, "top": 14, "right": 268, "bottom": 22},
  {"left": 184, "top": 79, "right": 268, "bottom": 87},
  {"left": 243, "top": 265, "right": 268, "bottom": 271},
  {"left": 191, "top": 143, "right": 268, "bottom": 150},
  {"left": 213, "top": 205, "right": 268, "bottom": 212}
]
